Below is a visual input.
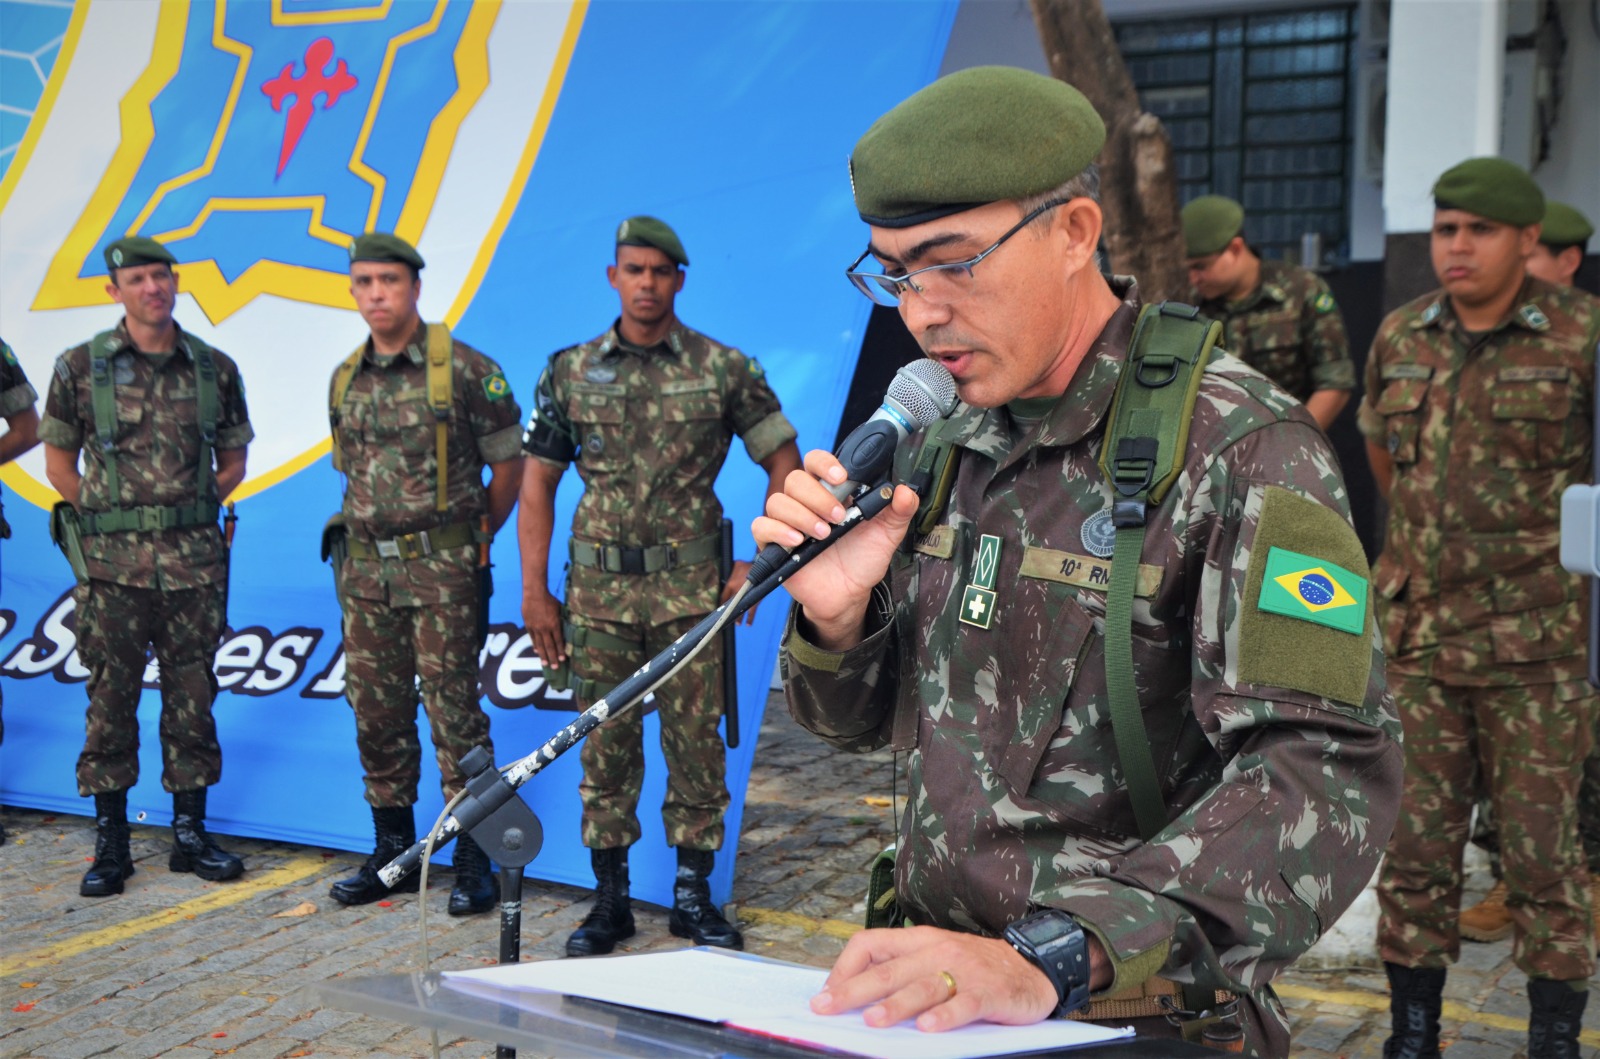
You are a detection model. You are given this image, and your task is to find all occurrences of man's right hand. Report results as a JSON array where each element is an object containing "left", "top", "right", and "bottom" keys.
[
  {"left": 522, "top": 586, "right": 566, "bottom": 666},
  {"left": 751, "top": 448, "right": 919, "bottom": 652}
]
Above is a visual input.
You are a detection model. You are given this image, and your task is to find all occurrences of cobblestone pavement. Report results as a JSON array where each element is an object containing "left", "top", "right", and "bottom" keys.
[{"left": 3, "top": 691, "right": 1597, "bottom": 1058}]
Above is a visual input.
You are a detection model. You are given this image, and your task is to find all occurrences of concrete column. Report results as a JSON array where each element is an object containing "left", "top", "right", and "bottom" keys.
[{"left": 1381, "top": 0, "right": 1508, "bottom": 310}]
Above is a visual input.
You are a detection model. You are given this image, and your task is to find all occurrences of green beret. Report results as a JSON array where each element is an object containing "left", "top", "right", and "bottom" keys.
[
  {"left": 616, "top": 216, "right": 688, "bottom": 267},
  {"left": 1432, "top": 157, "right": 1544, "bottom": 227},
  {"left": 849, "top": 66, "right": 1106, "bottom": 229},
  {"left": 348, "top": 232, "right": 425, "bottom": 271},
  {"left": 1540, "top": 201, "right": 1594, "bottom": 248},
  {"left": 103, "top": 236, "right": 176, "bottom": 271},
  {"left": 1181, "top": 195, "right": 1245, "bottom": 257}
]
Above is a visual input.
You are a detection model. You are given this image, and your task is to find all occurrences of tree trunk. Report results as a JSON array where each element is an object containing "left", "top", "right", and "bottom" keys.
[{"left": 1029, "top": 0, "right": 1186, "bottom": 302}]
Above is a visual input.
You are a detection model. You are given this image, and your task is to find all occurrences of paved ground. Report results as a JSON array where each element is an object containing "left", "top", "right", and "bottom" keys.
[{"left": 3, "top": 691, "right": 1598, "bottom": 1058}]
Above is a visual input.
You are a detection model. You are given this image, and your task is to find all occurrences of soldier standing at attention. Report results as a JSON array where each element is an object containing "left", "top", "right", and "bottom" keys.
[
  {"left": 40, "top": 237, "right": 253, "bottom": 896},
  {"left": 754, "top": 67, "right": 1400, "bottom": 1053},
  {"left": 1365, "top": 159, "right": 1600, "bottom": 1058},
  {"left": 519, "top": 216, "right": 802, "bottom": 957},
  {"left": 1182, "top": 195, "right": 1354, "bottom": 430},
  {"left": 1459, "top": 198, "right": 1599, "bottom": 943},
  {"left": 1, "top": 337, "right": 42, "bottom": 846},
  {"left": 325, "top": 233, "right": 523, "bottom": 916}
]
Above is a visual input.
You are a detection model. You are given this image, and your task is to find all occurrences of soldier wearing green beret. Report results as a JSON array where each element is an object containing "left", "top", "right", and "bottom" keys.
[
  {"left": 1462, "top": 194, "right": 1600, "bottom": 949},
  {"left": 0, "top": 336, "right": 41, "bottom": 846},
  {"left": 40, "top": 235, "right": 254, "bottom": 895},
  {"left": 755, "top": 65, "right": 1399, "bottom": 1053},
  {"left": 1181, "top": 195, "right": 1354, "bottom": 430},
  {"left": 519, "top": 215, "right": 801, "bottom": 957},
  {"left": 1526, "top": 201, "right": 1595, "bottom": 291},
  {"left": 324, "top": 232, "right": 525, "bottom": 916},
  {"left": 1363, "top": 158, "right": 1600, "bottom": 1056}
]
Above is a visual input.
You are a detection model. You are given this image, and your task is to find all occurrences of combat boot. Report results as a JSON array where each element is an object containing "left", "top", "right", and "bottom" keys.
[
  {"left": 1527, "top": 978, "right": 1588, "bottom": 1059},
  {"left": 1381, "top": 962, "right": 1445, "bottom": 1059},
  {"left": 1459, "top": 879, "right": 1513, "bottom": 942},
  {"left": 566, "top": 847, "right": 635, "bottom": 956},
  {"left": 447, "top": 832, "right": 496, "bottom": 916},
  {"left": 80, "top": 790, "right": 135, "bottom": 897},
  {"left": 329, "top": 805, "right": 421, "bottom": 905},
  {"left": 668, "top": 847, "right": 743, "bottom": 949},
  {"left": 169, "top": 788, "right": 244, "bottom": 881}
]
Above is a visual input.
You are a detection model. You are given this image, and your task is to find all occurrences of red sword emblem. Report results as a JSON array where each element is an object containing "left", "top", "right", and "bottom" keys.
[{"left": 261, "top": 37, "right": 358, "bottom": 178}]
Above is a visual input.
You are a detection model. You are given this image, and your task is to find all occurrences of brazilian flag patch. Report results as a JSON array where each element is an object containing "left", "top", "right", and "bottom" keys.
[
  {"left": 1258, "top": 546, "right": 1366, "bottom": 635},
  {"left": 482, "top": 370, "right": 510, "bottom": 401},
  {"left": 1313, "top": 291, "right": 1335, "bottom": 314}
]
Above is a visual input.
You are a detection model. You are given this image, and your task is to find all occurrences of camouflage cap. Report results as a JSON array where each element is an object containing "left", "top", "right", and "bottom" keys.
[
  {"left": 1431, "top": 157, "right": 1544, "bottom": 227},
  {"left": 848, "top": 66, "right": 1106, "bottom": 229},
  {"left": 104, "top": 236, "right": 176, "bottom": 271},
  {"left": 616, "top": 216, "right": 688, "bottom": 267},
  {"left": 1181, "top": 195, "right": 1246, "bottom": 257},
  {"left": 1540, "top": 201, "right": 1594, "bottom": 248},
  {"left": 348, "top": 232, "right": 425, "bottom": 270}
]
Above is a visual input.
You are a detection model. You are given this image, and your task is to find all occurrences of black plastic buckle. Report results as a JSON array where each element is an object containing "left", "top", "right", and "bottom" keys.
[{"left": 618, "top": 546, "right": 646, "bottom": 575}]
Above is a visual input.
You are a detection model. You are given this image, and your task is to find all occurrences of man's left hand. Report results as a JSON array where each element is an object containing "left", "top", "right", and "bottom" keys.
[
  {"left": 719, "top": 559, "right": 758, "bottom": 624},
  {"left": 810, "top": 926, "right": 1058, "bottom": 1032}
]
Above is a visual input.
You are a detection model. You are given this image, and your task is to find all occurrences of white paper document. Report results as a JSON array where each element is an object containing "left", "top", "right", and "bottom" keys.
[{"left": 443, "top": 947, "right": 1132, "bottom": 1058}]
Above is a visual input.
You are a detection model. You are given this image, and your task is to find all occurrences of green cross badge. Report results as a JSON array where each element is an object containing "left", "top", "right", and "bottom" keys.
[{"left": 960, "top": 534, "right": 1003, "bottom": 629}]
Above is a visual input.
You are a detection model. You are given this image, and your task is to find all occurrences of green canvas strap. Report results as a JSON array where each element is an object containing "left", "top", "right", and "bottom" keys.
[
  {"left": 86, "top": 330, "right": 220, "bottom": 534},
  {"left": 330, "top": 323, "right": 453, "bottom": 510},
  {"left": 906, "top": 415, "right": 963, "bottom": 540},
  {"left": 569, "top": 533, "right": 720, "bottom": 574},
  {"left": 1098, "top": 303, "right": 1221, "bottom": 840}
]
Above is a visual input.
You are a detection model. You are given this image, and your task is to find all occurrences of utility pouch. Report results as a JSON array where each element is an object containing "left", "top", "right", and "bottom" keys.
[
  {"left": 49, "top": 501, "right": 89, "bottom": 584},
  {"left": 320, "top": 513, "right": 349, "bottom": 603},
  {"left": 541, "top": 603, "right": 574, "bottom": 692},
  {"left": 864, "top": 845, "right": 905, "bottom": 930}
]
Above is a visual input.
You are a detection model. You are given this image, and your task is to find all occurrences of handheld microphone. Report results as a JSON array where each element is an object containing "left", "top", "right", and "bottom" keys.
[{"left": 749, "top": 359, "right": 957, "bottom": 583}]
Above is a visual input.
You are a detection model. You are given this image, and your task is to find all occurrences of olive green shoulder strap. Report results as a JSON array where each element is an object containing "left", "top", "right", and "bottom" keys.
[
  {"left": 188, "top": 337, "right": 219, "bottom": 503},
  {"left": 425, "top": 322, "right": 453, "bottom": 513},
  {"left": 1097, "top": 302, "right": 1221, "bottom": 840},
  {"left": 87, "top": 331, "right": 123, "bottom": 505},
  {"left": 905, "top": 415, "right": 963, "bottom": 540},
  {"left": 327, "top": 347, "right": 366, "bottom": 475}
]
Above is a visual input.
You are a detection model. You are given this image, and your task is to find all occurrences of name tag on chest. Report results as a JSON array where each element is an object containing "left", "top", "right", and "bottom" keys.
[{"left": 1020, "top": 546, "right": 1161, "bottom": 597}]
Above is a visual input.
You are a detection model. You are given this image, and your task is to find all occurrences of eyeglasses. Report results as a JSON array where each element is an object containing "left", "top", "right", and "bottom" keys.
[{"left": 844, "top": 198, "right": 1070, "bottom": 307}]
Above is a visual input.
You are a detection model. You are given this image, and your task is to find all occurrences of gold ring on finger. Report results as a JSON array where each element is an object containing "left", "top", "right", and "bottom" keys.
[{"left": 938, "top": 969, "right": 957, "bottom": 1000}]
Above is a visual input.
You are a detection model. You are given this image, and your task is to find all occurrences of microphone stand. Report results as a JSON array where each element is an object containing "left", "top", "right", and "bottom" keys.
[{"left": 377, "top": 481, "right": 900, "bottom": 892}]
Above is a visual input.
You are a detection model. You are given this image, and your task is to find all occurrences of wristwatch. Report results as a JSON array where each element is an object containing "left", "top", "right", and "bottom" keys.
[{"left": 1003, "top": 909, "right": 1092, "bottom": 1016}]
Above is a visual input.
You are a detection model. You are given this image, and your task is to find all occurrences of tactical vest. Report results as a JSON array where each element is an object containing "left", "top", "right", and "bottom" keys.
[
  {"left": 908, "top": 302, "right": 1221, "bottom": 840},
  {"left": 329, "top": 323, "right": 454, "bottom": 513},
  {"left": 80, "top": 329, "right": 222, "bottom": 535}
]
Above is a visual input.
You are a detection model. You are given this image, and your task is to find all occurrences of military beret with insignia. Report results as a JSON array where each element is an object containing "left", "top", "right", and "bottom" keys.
[
  {"left": 349, "top": 232, "right": 426, "bottom": 271},
  {"left": 616, "top": 216, "right": 689, "bottom": 267},
  {"left": 104, "top": 236, "right": 176, "bottom": 272},
  {"left": 849, "top": 66, "right": 1106, "bottom": 229},
  {"left": 1540, "top": 201, "right": 1594, "bottom": 248},
  {"left": 1432, "top": 157, "right": 1544, "bottom": 227},
  {"left": 1181, "top": 195, "right": 1245, "bottom": 257}
]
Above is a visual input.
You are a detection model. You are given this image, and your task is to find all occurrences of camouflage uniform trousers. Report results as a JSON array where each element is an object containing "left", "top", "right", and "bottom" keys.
[
  {"left": 74, "top": 579, "right": 225, "bottom": 796},
  {"left": 342, "top": 593, "right": 491, "bottom": 807},
  {"left": 1377, "top": 671, "right": 1598, "bottom": 979},
  {"left": 573, "top": 612, "right": 728, "bottom": 851},
  {"left": 1472, "top": 718, "right": 1600, "bottom": 875}
]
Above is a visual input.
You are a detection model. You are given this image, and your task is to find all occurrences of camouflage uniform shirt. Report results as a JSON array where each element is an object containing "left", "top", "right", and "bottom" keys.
[
  {"left": 1358, "top": 279, "right": 1600, "bottom": 685},
  {"left": 783, "top": 281, "right": 1402, "bottom": 1043},
  {"left": 39, "top": 321, "right": 253, "bottom": 589},
  {"left": 1, "top": 339, "right": 37, "bottom": 419},
  {"left": 1191, "top": 258, "right": 1353, "bottom": 403},
  {"left": 523, "top": 320, "right": 796, "bottom": 625},
  {"left": 331, "top": 322, "right": 523, "bottom": 606}
]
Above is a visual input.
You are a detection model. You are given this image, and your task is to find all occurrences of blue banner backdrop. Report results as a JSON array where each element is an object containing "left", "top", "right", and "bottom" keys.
[{"left": 0, "top": 0, "right": 957, "bottom": 909}]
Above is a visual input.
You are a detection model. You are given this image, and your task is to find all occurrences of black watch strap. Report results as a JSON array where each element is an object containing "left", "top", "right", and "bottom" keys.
[{"left": 1003, "top": 909, "right": 1092, "bottom": 1016}]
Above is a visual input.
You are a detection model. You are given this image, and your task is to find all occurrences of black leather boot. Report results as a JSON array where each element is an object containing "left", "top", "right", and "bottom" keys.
[
  {"left": 1382, "top": 962, "right": 1445, "bottom": 1059},
  {"left": 1528, "top": 978, "right": 1588, "bottom": 1059},
  {"left": 169, "top": 788, "right": 244, "bottom": 881},
  {"left": 329, "top": 805, "right": 421, "bottom": 905},
  {"left": 80, "top": 790, "right": 134, "bottom": 897},
  {"left": 447, "top": 832, "right": 496, "bottom": 916},
  {"left": 668, "top": 847, "right": 743, "bottom": 949},
  {"left": 566, "top": 847, "right": 635, "bottom": 957}
]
